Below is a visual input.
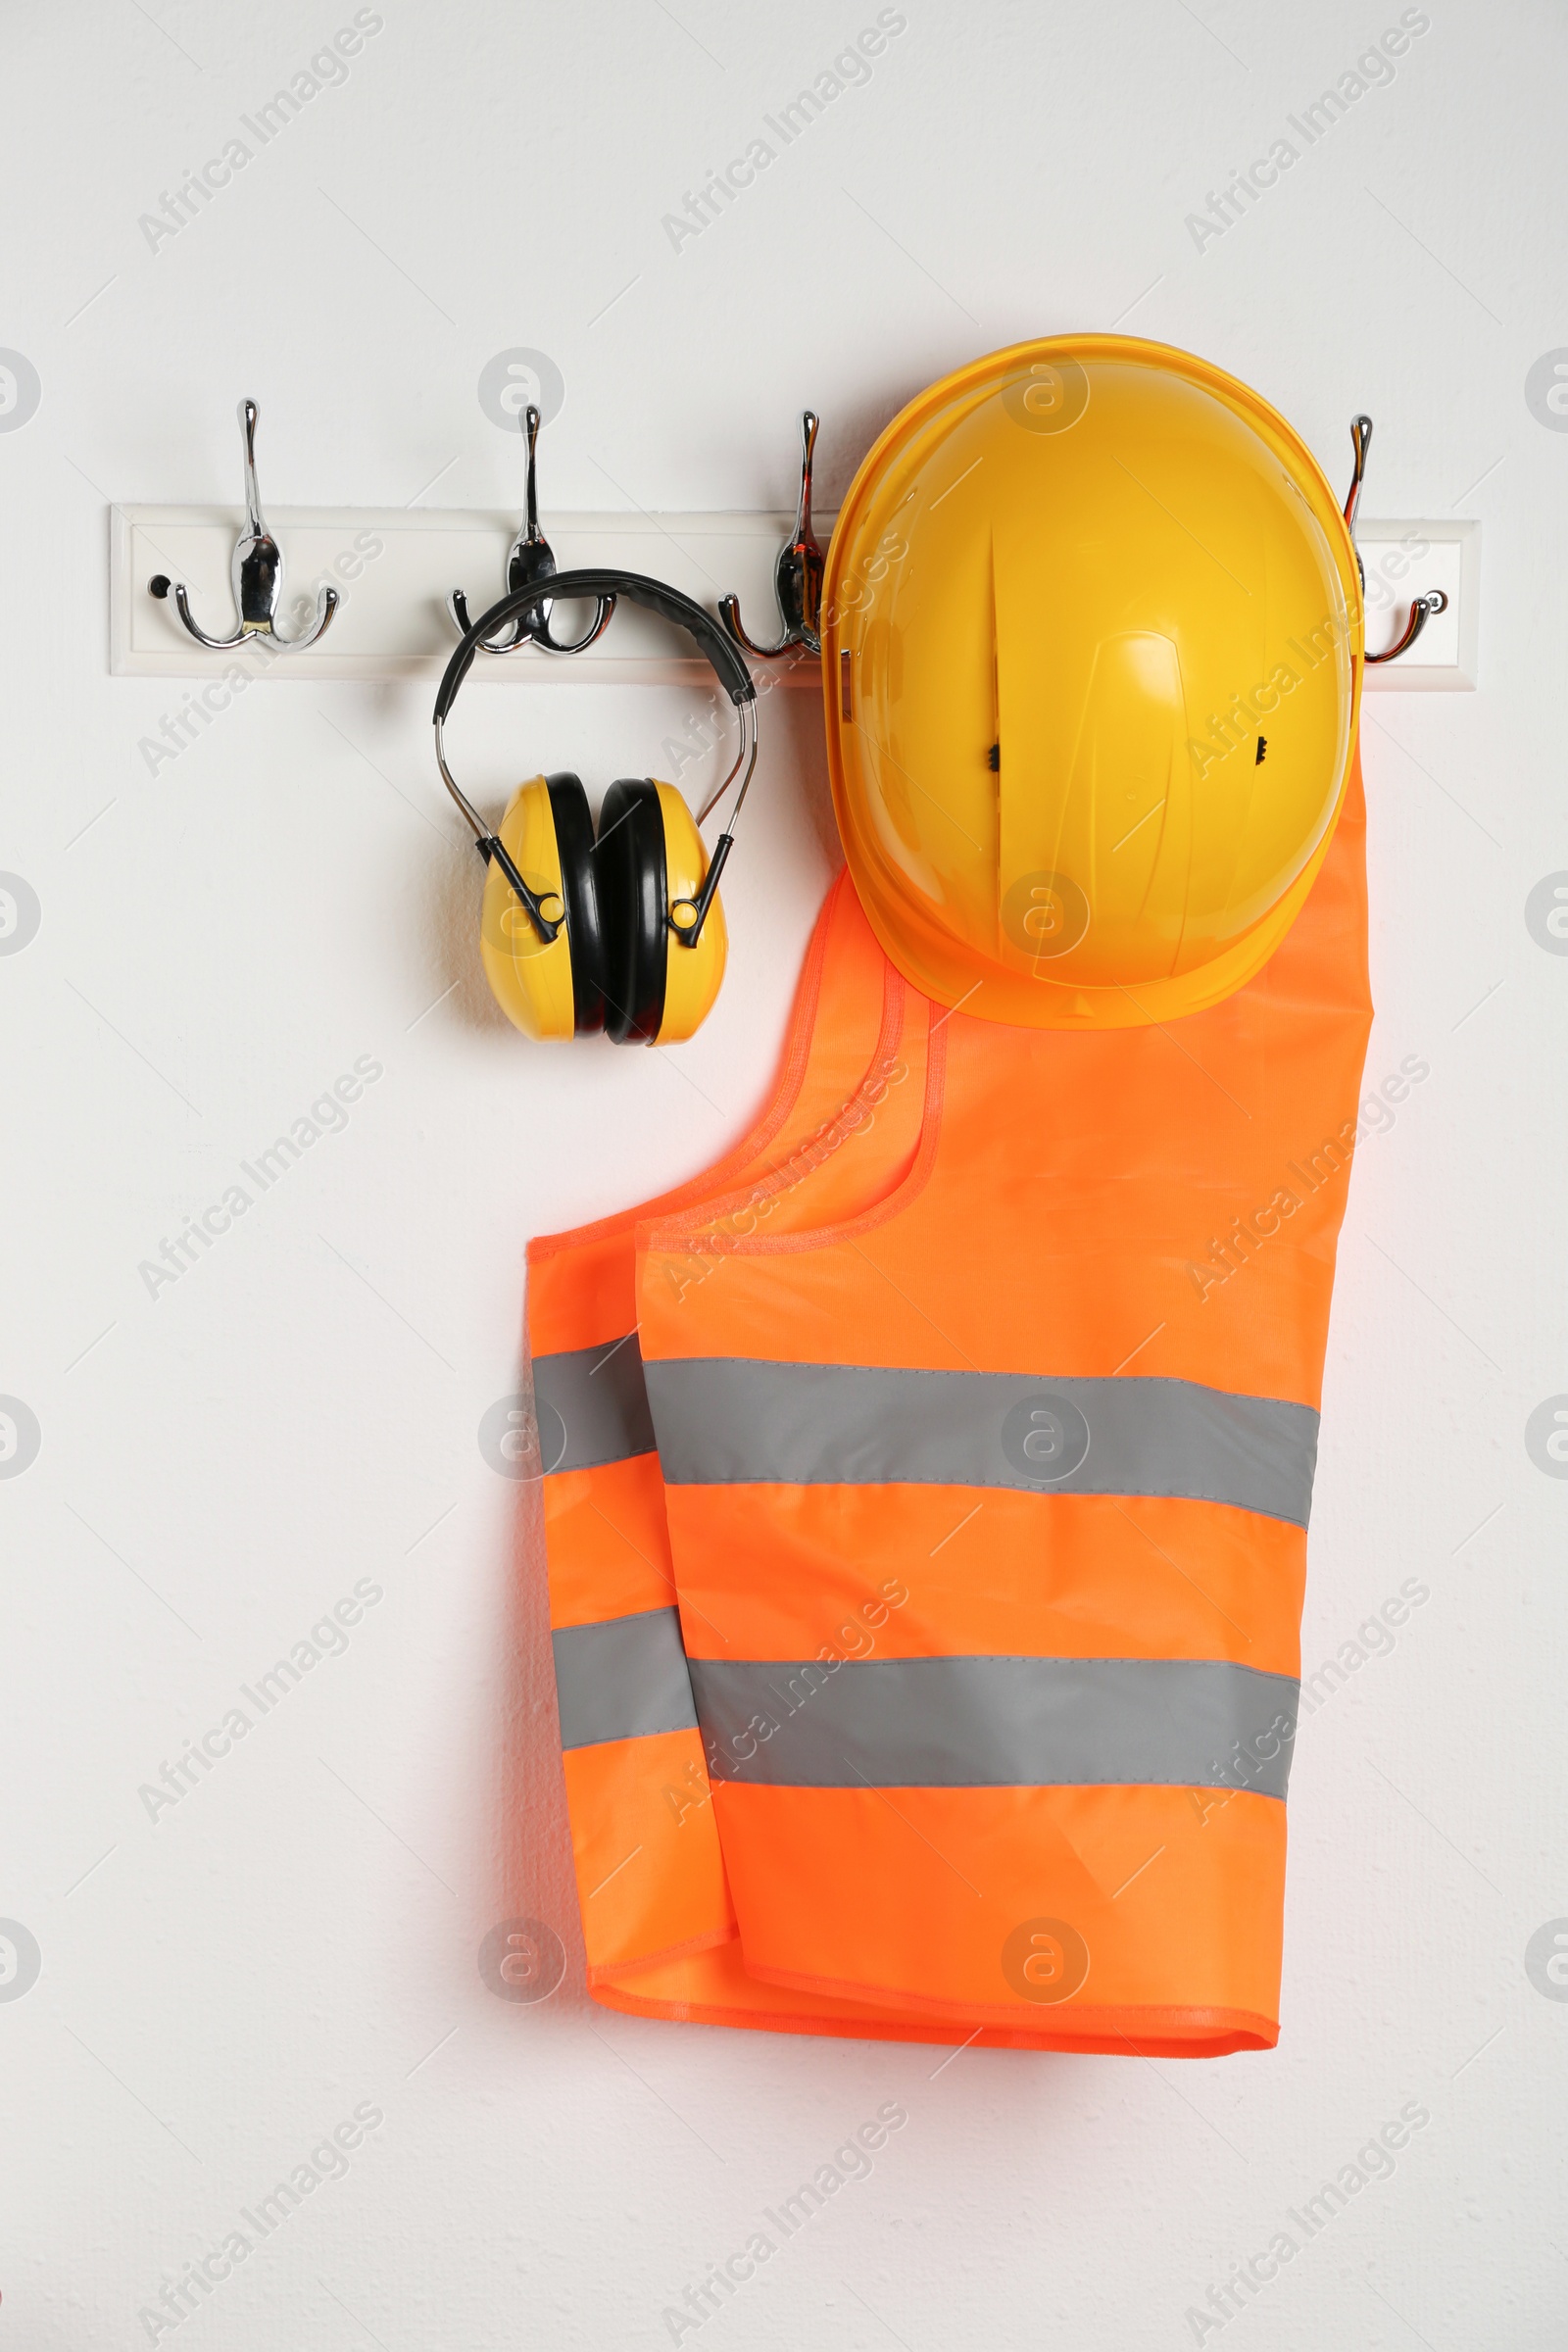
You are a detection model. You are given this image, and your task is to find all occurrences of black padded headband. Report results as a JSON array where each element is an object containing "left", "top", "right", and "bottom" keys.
[{"left": 433, "top": 566, "right": 756, "bottom": 722}]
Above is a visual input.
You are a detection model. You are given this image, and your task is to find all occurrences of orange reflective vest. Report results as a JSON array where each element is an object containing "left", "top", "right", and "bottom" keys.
[{"left": 630, "top": 755, "right": 1371, "bottom": 2054}]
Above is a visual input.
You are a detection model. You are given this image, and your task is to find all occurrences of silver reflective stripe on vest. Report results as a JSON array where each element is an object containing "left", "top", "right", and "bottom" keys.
[
  {"left": 689, "top": 1655, "right": 1299, "bottom": 1797},
  {"left": 646, "top": 1359, "right": 1318, "bottom": 1527},
  {"left": 533, "top": 1334, "right": 656, "bottom": 1475},
  {"left": 553, "top": 1607, "right": 699, "bottom": 1749}
]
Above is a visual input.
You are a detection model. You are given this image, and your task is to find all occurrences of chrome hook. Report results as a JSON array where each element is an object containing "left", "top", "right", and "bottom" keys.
[
  {"left": 720, "top": 410, "right": 824, "bottom": 659},
  {"left": 447, "top": 405, "right": 615, "bottom": 657},
  {"left": 147, "top": 399, "right": 338, "bottom": 652},
  {"left": 1343, "top": 413, "right": 1447, "bottom": 664}
]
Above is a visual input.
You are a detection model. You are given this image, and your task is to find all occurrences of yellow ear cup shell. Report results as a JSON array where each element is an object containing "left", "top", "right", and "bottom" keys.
[
  {"left": 479, "top": 778, "right": 577, "bottom": 1041},
  {"left": 654, "top": 782, "right": 726, "bottom": 1044}
]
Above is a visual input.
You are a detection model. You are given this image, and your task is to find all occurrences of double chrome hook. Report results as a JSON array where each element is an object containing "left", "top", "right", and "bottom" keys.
[
  {"left": 447, "top": 405, "right": 615, "bottom": 657},
  {"left": 1344, "top": 413, "right": 1447, "bottom": 663},
  {"left": 148, "top": 400, "right": 338, "bottom": 652},
  {"left": 720, "top": 410, "right": 825, "bottom": 659}
]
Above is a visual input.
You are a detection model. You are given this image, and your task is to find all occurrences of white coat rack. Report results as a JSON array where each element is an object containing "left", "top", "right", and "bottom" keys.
[{"left": 108, "top": 400, "right": 1479, "bottom": 692}]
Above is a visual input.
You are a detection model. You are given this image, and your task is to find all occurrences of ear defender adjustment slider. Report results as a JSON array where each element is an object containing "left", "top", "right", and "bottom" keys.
[
  {"left": 474, "top": 834, "right": 564, "bottom": 942},
  {"left": 666, "top": 826, "right": 737, "bottom": 949}
]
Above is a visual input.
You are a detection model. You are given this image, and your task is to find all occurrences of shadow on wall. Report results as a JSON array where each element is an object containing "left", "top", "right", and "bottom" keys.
[
  {"left": 765, "top": 671, "right": 842, "bottom": 880},
  {"left": 818, "top": 373, "right": 964, "bottom": 509},
  {"left": 493, "top": 1377, "right": 589, "bottom": 2009},
  {"left": 427, "top": 826, "right": 516, "bottom": 1037}
]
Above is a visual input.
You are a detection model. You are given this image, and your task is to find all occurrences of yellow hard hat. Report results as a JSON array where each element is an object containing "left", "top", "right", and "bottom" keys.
[{"left": 822, "top": 335, "right": 1363, "bottom": 1027}]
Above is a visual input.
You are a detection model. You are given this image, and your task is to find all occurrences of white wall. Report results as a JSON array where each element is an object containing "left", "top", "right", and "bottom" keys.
[{"left": 4, "top": 3, "right": 1565, "bottom": 2345}]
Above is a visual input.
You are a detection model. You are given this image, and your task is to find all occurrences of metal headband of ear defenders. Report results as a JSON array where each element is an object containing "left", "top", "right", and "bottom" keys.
[{"left": 432, "top": 568, "right": 759, "bottom": 950}]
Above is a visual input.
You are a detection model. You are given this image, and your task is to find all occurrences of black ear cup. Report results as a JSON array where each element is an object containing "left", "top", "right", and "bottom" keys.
[
  {"left": 594, "top": 780, "right": 668, "bottom": 1045},
  {"left": 544, "top": 773, "right": 607, "bottom": 1036}
]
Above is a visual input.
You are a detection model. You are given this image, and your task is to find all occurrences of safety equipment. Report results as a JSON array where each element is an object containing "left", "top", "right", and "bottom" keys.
[
  {"left": 822, "top": 334, "right": 1364, "bottom": 1029},
  {"left": 628, "top": 754, "right": 1371, "bottom": 2053},
  {"left": 432, "top": 570, "right": 759, "bottom": 1044},
  {"left": 477, "top": 769, "right": 727, "bottom": 1046},
  {"left": 524, "top": 347, "right": 1375, "bottom": 2049}
]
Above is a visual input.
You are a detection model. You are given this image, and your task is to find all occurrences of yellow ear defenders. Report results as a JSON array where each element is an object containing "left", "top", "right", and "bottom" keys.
[{"left": 433, "top": 569, "right": 760, "bottom": 1045}]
